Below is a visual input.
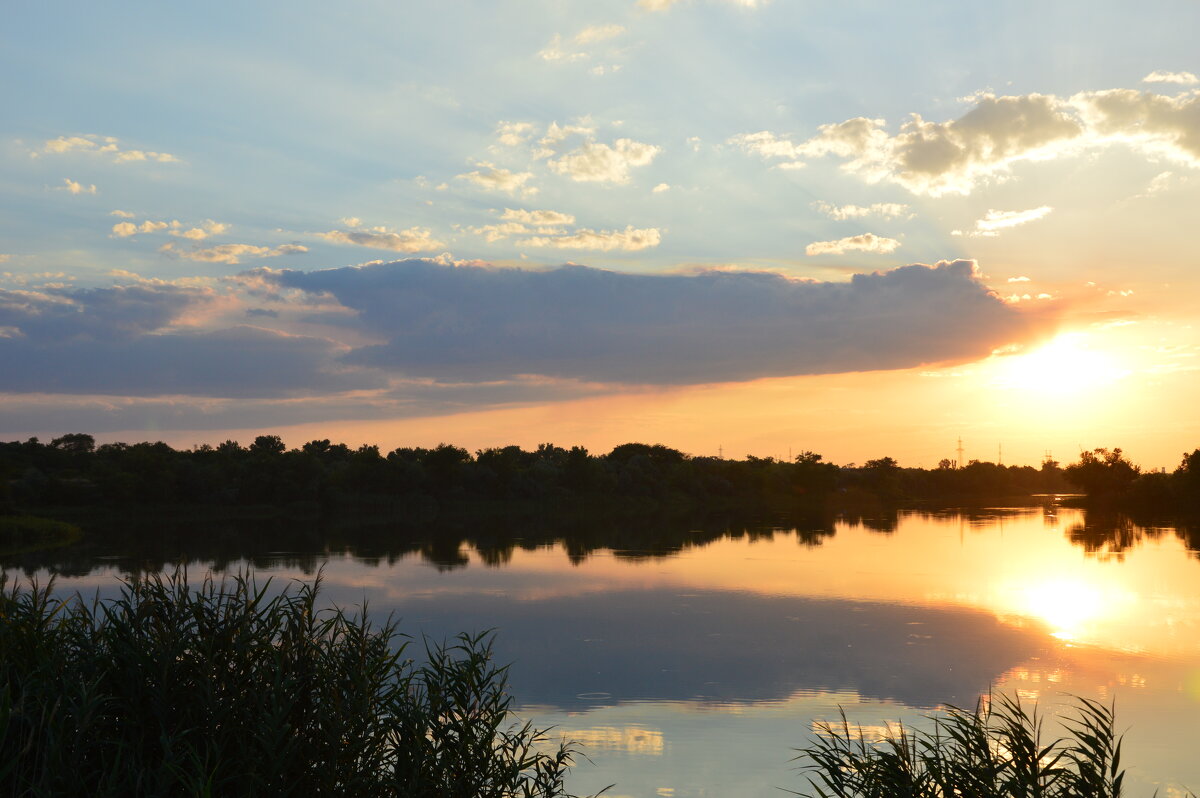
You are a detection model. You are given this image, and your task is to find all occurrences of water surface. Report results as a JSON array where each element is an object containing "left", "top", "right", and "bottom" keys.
[{"left": 7, "top": 505, "right": 1200, "bottom": 797}]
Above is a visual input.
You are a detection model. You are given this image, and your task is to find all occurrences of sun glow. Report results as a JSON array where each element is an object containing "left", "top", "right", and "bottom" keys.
[
  {"left": 1014, "top": 577, "right": 1136, "bottom": 645},
  {"left": 991, "top": 333, "right": 1130, "bottom": 397}
]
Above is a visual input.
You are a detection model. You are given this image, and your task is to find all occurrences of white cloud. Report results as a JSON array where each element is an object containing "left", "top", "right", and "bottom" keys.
[
  {"left": 1071, "top": 88, "right": 1200, "bottom": 166},
  {"left": 36, "top": 134, "right": 177, "bottom": 163},
  {"left": 495, "top": 121, "right": 535, "bottom": 147},
  {"left": 457, "top": 162, "right": 537, "bottom": 195},
  {"left": 111, "top": 217, "right": 228, "bottom": 239},
  {"left": 1134, "top": 170, "right": 1177, "bottom": 198},
  {"left": 738, "top": 88, "right": 1200, "bottom": 195},
  {"left": 500, "top": 208, "right": 576, "bottom": 226},
  {"left": 60, "top": 178, "right": 96, "bottom": 195},
  {"left": 159, "top": 242, "right": 308, "bottom": 264},
  {"left": 734, "top": 95, "right": 1083, "bottom": 196},
  {"left": 518, "top": 225, "right": 661, "bottom": 251},
  {"left": 318, "top": 226, "right": 444, "bottom": 253},
  {"left": 540, "top": 24, "right": 626, "bottom": 64},
  {"left": 340, "top": 216, "right": 363, "bottom": 228},
  {"left": 538, "top": 34, "right": 587, "bottom": 63},
  {"left": 575, "top": 24, "right": 626, "bottom": 44},
  {"left": 1007, "top": 276, "right": 1031, "bottom": 283},
  {"left": 110, "top": 209, "right": 135, "bottom": 218},
  {"left": 972, "top": 206, "right": 1053, "bottom": 235},
  {"left": 1143, "top": 70, "right": 1199, "bottom": 85},
  {"left": 806, "top": 233, "right": 900, "bottom": 256},
  {"left": 546, "top": 137, "right": 660, "bottom": 183},
  {"left": 812, "top": 201, "right": 911, "bottom": 220},
  {"left": 653, "top": 183, "right": 671, "bottom": 193},
  {"left": 170, "top": 220, "right": 229, "bottom": 241},
  {"left": 471, "top": 222, "right": 532, "bottom": 243}
]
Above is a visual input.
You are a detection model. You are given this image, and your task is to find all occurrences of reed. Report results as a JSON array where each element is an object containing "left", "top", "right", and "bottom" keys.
[
  {"left": 794, "top": 693, "right": 1187, "bottom": 798},
  {"left": 0, "top": 570, "right": 590, "bottom": 797}
]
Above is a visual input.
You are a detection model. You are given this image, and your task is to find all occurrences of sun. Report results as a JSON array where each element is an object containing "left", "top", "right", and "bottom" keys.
[{"left": 989, "top": 333, "right": 1130, "bottom": 398}]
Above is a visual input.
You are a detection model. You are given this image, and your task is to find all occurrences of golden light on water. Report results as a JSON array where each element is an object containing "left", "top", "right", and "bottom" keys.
[{"left": 1012, "top": 577, "right": 1136, "bottom": 644}]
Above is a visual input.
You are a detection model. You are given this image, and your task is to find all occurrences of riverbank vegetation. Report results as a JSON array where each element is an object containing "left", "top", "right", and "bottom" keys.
[
  {"left": 0, "top": 571, "right": 590, "bottom": 797},
  {"left": 1, "top": 433, "right": 1078, "bottom": 518},
  {"left": 794, "top": 693, "right": 1183, "bottom": 798}
]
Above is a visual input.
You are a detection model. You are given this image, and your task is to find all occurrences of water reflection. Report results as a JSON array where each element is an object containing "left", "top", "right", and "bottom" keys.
[{"left": 6, "top": 504, "right": 1200, "bottom": 797}]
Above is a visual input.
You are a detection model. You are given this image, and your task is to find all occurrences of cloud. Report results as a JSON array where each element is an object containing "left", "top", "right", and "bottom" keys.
[
  {"left": 0, "top": 282, "right": 371, "bottom": 398},
  {"left": 517, "top": 225, "right": 661, "bottom": 251},
  {"left": 457, "top": 162, "right": 537, "bottom": 195},
  {"left": 653, "top": 183, "right": 671, "bottom": 193},
  {"left": 738, "top": 88, "right": 1200, "bottom": 195},
  {"left": 110, "top": 217, "right": 228, "bottom": 240},
  {"left": 500, "top": 208, "right": 575, "bottom": 226},
  {"left": 171, "top": 220, "right": 229, "bottom": 240},
  {"left": 317, "top": 226, "right": 442, "bottom": 253},
  {"left": 160, "top": 242, "right": 309, "bottom": 264},
  {"left": 733, "top": 94, "right": 1083, "bottom": 195},
  {"left": 1143, "top": 70, "right": 1199, "bottom": 85},
  {"left": 540, "top": 24, "right": 627, "bottom": 64},
  {"left": 1071, "top": 88, "right": 1200, "bottom": 166},
  {"left": 805, "top": 233, "right": 900, "bottom": 256},
  {"left": 110, "top": 209, "right": 135, "bottom": 218},
  {"left": 954, "top": 206, "right": 1053, "bottom": 237},
  {"left": 36, "top": 134, "right": 178, "bottom": 163},
  {"left": 546, "top": 138, "right": 660, "bottom": 183},
  {"left": 538, "top": 34, "right": 587, "bottom": 63},
  {"left": 469, "top": 209, "right": 657, "bottom": 250},
  {"left": 495, "top": 122, "right": 535, "bottom": 147},
  {"left": 262, "top": 257, "right": 1046, "bottom": 386},
  {"left": 60, "top": 178, "right": 96, "bottom": 195},
  {"left": 470, "top": 222, "right": 533, "bottom": 243},
  {"left": 576, "top": 23, "right": 625, "bottom": 43},
  {"left": 812, "top": 201, "right": 911, "bottom": 220}
]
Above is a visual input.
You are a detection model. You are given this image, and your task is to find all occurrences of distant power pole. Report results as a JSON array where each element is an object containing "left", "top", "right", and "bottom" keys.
[
  {"left": 718, "top": 444, "right": 723, "bottom": 459},
  {"left": 957, "top": 437, "right": 965, "bottom": 469},
  {"left": 998, "top": 443, "right": 1003, "bottom": 466}
]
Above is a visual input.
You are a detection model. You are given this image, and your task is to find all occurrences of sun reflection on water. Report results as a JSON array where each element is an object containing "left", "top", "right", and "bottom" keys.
[{"left": 1013, "top": 577, "right": 1135, "bottom": 643}]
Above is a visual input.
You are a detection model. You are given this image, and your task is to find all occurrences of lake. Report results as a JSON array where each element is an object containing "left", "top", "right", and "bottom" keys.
[{"left": 5, "top": 503, "right": 1199, "bottom": 797}]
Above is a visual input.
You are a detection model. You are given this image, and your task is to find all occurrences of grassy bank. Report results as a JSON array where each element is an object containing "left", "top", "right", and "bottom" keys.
[{"left": 0, "top": 571, "right": 592, "bottom": 797}]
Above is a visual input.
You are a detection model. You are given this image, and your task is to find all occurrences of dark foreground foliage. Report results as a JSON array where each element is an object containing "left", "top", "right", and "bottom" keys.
[
  {"left": 0, "top": 571, "right": 592, "bottom": 797},
  {"left": 795, "top": 693, "right": 1191, "bottom": 798}
]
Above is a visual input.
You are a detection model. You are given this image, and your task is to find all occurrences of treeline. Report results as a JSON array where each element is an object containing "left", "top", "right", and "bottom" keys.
[
  {"left": 3, "top": 432, "right": 1084, "bottom": 514},
  {"left": 3, "top": 434, "right": 1198, "bottom": 515},
  {"left": 1062, "top": 446, "right": 1200, "bottom": 512}
]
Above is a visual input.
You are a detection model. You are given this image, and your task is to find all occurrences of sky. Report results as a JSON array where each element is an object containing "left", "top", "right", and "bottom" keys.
[{"left": 2, "top": 0, "right": 1199, "bottom": 468}]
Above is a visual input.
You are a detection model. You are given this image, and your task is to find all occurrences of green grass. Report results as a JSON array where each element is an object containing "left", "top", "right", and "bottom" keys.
[
  {"left": 794, "top": 693, "right": 1192, "bottom": 798},
  {"left": 0, "top": 570, "right": 595, "bottom": 797}
]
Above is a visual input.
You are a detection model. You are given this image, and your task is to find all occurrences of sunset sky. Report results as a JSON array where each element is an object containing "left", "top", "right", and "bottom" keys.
[{"left": 3, "top": 0, "right": 1199, "bottom": 468}]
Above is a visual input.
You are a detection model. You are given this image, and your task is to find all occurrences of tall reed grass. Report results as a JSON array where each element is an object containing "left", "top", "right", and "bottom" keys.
[
  {"left": 0, "top": 570, "right": 591, "bottom": 797},
  {"left": 793, "top": 693, "right": 1189, "bottom": 798}
]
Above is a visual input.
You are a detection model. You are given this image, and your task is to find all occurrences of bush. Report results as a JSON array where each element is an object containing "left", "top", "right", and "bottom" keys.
[
  {"left": 0, "top": 571, "right": 591, "bottom": 797},
  {"left": 794, "top": 693, "right": 1179, "bottom": 798}
]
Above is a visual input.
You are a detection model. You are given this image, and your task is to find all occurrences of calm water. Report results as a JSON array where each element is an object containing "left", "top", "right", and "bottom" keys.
[{"left": 6, "top": 505, "right": 1200, "bottom": 797}]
